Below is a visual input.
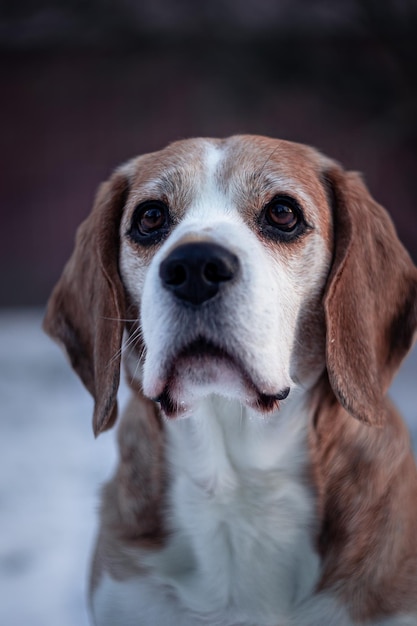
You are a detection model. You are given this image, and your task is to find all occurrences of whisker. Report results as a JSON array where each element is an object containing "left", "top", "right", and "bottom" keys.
[
  {"left": 130, "top": 345, "right": 147, "bottom": 385},
  {"left": 123, "top": 327, "right": 143, "bottom": 354},
  {"left": 109, "top": 325, "right": 143, "bottom": 364},
  {"left": 100, "top": 316, "right": 140, "bottom": 323}
]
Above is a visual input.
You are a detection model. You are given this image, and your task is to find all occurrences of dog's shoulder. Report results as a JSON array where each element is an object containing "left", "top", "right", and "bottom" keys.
[{"left": 310, "top": 378, "right": 417, "bottom": 618}]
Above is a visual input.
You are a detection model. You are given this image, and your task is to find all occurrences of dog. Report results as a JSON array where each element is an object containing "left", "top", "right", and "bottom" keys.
[{"left": 44, "top": 136, "right": 417, "bottom": 625}]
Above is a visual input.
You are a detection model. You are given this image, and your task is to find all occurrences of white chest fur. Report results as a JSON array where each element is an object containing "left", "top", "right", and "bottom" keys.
[
  {"left": 92, "top": 394, "right": 324, "bottom": 626},
  {"left": 159, "top": 395, "right": 320, "bottom": 622}
]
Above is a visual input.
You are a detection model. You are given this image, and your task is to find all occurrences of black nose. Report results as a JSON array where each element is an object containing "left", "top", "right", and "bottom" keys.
[{"left": 159, "top": 241, "right": 239, "bottom": 306}]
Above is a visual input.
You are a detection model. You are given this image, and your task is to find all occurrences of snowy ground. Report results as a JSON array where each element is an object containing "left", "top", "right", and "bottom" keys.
[{"left": 0, "top": 309, "right": 416, "bottom": 626}]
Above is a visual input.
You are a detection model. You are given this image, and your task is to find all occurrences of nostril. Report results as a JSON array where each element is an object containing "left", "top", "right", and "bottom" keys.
[
  {"left": 164, "top": 262, "right": 188, "bottom": 287},
  {"left": 204, "top": 262, "right": 218, "bottom": 284},
  {"left": 204, "top": 260, "right": 234, "bottom": 284}
]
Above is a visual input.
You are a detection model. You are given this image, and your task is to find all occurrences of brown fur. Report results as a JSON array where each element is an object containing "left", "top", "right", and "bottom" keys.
[
  {"left": 323, "top": 167, "right": 417, "bottom": 427},
  {"left": 311, "top": 377, "right": 417, "bottom": 620},
  {"left": 43, "top": 171, "right": 129, "bottom": 435},
  {"left": 90, "top": 394, "right": 166, "bottom": 591},
  {"left": 313, "top": 166, "right": 417, "bottom": 620}
]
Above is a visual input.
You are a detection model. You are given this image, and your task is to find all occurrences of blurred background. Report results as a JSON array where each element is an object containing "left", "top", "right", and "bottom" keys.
[{"left": 1, "top": 1, "right": 416, "bottom": 625}]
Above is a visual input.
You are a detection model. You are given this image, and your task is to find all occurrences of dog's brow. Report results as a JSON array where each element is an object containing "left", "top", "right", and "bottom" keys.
[
  {"left": 139, "top": 167, "right": 198, "bottom": 207},
  {"left": 151, "top": 170, "right": 185, "bottom": 195},
  {"left": 247, "top": 170, "right": 284, "bottom": 193},
  {"left": 230, "top": 168, "right": 313, "bottom": 209}
]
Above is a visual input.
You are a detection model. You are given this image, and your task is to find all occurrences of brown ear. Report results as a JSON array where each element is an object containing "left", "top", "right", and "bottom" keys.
[
  {"left": 323, "top": 166, "right": 417, "bottom": 426},
  {"left": 43, "top": 171, "right": 129, "bottom": 436}
]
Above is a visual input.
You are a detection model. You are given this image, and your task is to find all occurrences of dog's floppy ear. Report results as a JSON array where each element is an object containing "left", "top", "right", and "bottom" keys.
[
  {"left": 323, "top": 166, "right": 417, "bottom": 426},
  {"left": 43, "top": 170, "right": 129, "bottom": 436}
]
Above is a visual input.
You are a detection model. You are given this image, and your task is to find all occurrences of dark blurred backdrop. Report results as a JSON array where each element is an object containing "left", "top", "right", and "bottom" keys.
[{"left": 1, "top": 0, "right": 416, "bottom": 306}]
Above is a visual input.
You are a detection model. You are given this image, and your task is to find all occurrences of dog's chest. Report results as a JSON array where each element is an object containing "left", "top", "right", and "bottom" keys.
[{"left": 140, "top": 398, "right": 321, "bottom": 624}]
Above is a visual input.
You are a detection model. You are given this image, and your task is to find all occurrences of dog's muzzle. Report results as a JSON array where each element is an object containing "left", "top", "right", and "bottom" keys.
[{"left": 159, "top": 241, "right": 239, "bottom": 306}]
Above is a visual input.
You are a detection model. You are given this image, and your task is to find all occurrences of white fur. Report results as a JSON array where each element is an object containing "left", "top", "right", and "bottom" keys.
[
  {"left": 93, "top": 572, "right": 417, "bottom": 626},
  {"left": 145, "top": 398, "right": 318, "bottom": 620}
]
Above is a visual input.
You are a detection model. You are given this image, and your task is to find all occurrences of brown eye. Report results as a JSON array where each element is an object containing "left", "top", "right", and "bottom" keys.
[
  {"left": 265, "top": 198, "right": 299, "bottom": 231},
  {"left": 259, "top": 195, "right": 307, "bottom": 242},
  {"left": 139, "top": 204, "right": 167, "bottom": 234},
  {"left": 129, "top": 200, "right": 170, "bottom": 245}
]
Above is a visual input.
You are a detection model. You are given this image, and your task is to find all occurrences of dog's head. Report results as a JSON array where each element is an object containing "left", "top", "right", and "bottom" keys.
[{"left": 44, "top": 136, "right": 417, "bottom": 435}]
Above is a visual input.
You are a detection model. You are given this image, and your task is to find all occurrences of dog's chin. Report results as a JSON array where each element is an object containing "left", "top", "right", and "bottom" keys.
[{"left": 149, "top": 339, "right": 290, "bottom": 419}]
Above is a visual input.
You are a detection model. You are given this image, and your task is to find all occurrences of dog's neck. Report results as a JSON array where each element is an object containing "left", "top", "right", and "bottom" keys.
[{"left": 165, "top": 390, "right": 314, "bottom": 494}]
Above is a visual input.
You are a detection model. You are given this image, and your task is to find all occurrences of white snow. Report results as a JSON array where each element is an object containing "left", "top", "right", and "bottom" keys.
[{"left": 0, "top": 309, "right": 416, "bottom": 626}]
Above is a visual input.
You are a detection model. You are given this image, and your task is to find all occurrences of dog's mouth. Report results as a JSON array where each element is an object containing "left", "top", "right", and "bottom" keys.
[{"left": 152, "top": 337, "right": 290, "bottom": 418}]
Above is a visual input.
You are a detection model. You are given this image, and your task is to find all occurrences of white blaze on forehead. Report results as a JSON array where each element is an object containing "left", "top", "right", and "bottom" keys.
[
  {"left": 187, "top": 142, "right": 232, "bottom": 220},
  {"left": 158, "top": 142, "right": 245, "bottom": 252},
  {"left": 204, "top": 141, "right": 224, "bottom": 176}
]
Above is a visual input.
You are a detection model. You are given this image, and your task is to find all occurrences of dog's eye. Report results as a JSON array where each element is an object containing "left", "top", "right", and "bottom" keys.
[
  {"left": 137, "top": 202, "right": 168, "bottom": 234},
  {"left": 265, "top": 197, "right": 299, "bottom": 231},
  {"left": 260, "top": 196, "right": 307, "bottom": 242},
  {"left": 129, "top": 201, "right": 170, "bottom": 244}
]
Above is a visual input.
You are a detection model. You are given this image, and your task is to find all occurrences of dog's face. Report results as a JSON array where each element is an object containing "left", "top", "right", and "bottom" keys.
[
  {"left": 44, "top": 135, "right": 417, "bottom": 434},
  {"left": 119, "top": 137, "right": 333, "bottom": 417}
]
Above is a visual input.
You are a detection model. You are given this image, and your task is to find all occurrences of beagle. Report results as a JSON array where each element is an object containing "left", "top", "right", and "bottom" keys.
[{"left": 44, "top": 136, "right": 417, "bottom": 625}]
